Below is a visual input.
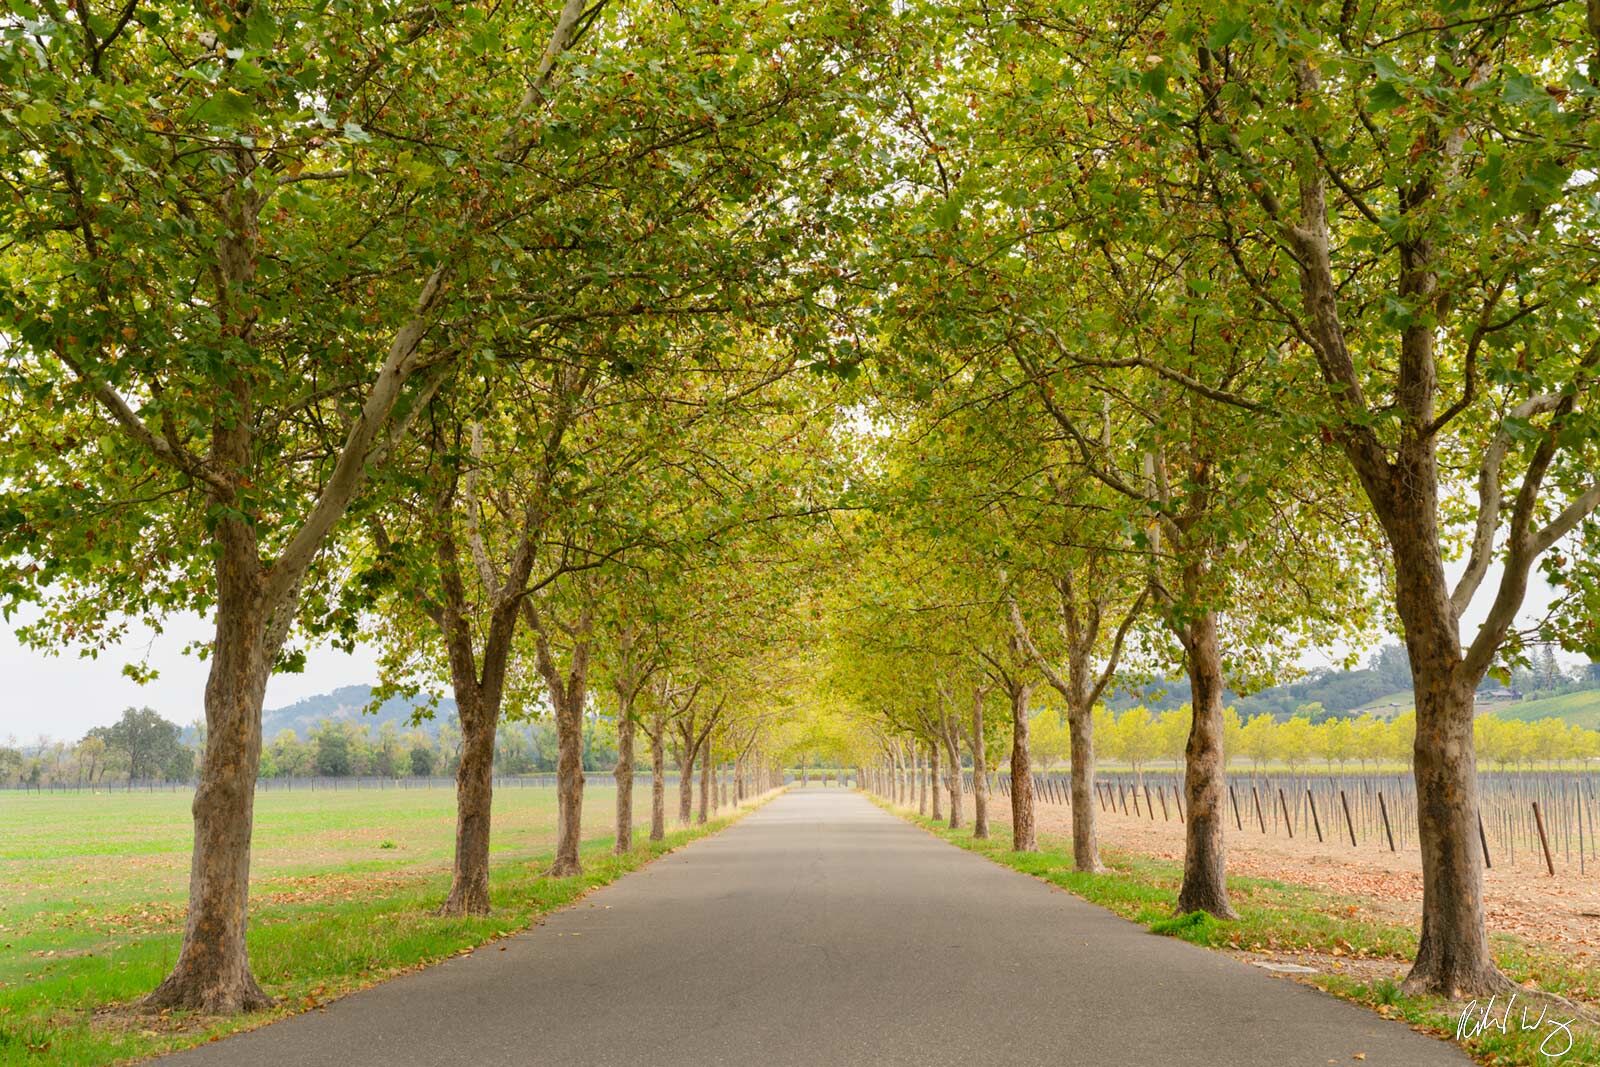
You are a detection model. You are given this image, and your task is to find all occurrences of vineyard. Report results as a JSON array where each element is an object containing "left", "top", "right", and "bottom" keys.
[{"left": 1000, "top": 769, "right": 1600, "bottom": 878}]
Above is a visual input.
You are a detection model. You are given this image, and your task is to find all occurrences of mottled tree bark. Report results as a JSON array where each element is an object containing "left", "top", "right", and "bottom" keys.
[
  {"left": 916, "top": 745, "right": 927, "bottom": 815},
  {"left": 1176, "top": 610, "right": 1235, "bottom": 918},
  {"left": 930, "top": 741, "right": 943, "bottom": 821},
  {"left": 942, "top": 722, "right": 963, "bottom": 830},
  {"left": 1008, "top": 680, "right": 1037, "bottom": 852},
  {"left": 439, "top": 690, "right": 496, "bottom": 915},
  {"left": 971, "top": 686, "right": 989, "bottom": 840},
  {"left": 614, "top": 702, "right": 635, "bottom": 855},
  {"left": 676, "top": 743, "right": 695, "bottom": 825},
  {"left": 649, "top": 711, "right": 667, "bottom": 842},
  {"left": 525, "top": 600, "right": 592, "bottom": 879},
  {"left": 1066, "top": 700, "right": 1101, "bottom": 872},
  {"left": 1407, "top": 656, "right": 1500, "bottom": 995},
  {"left": 145, "top": 575, "right": 283, "bottom": 1013},
  {"left": 550, "top": 690, "right": 586, "bottom": 876},
  {"left": 697, "top": 746, "right": 711, "bottom": 824}
]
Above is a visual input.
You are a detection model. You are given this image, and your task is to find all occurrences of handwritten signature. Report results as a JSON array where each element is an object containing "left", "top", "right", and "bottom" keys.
[{"left": 1456, "top": 993, "right": 1575, "bottom": 1060}]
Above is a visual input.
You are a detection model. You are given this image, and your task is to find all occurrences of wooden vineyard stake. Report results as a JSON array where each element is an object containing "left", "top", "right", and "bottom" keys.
[
  {"left": 1230, "top": 786, "right": 1242, "bottom": 831},
  {"left": 1278, "top": 788, "right": 1294, "bottom": 840},
  {"left": 1378, "top": 790, "right": 1396, "bottom": 852},
  {"left": 1252, "top": 786, "right": 1267, "bottom": 834},
  {"left": 1477, "top": 810, "right": 1491, "bottom": 870},
  {"left": 1306, "top": 788, "right": 1323, "bottom": 843},
  {"left": 1174, "top": 783, "right": 1183, "bottom": 821},
  {"left": 1158, "top": 787, "right": 1169, "bottom": 821},
  {"left": 1340, "top": 789, "right": 1357, "bottom": 847},
  {"left": 1144, "top": 783, "right": 1155, "bottom": 821},
  {"left": 1534, "top": 801, "right": 1556, "bottom": 877}
]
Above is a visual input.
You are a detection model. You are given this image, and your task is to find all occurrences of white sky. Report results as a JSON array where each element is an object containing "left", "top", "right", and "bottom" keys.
[{"left": 0, "top": 610, "right": 381, "bottom": 744}]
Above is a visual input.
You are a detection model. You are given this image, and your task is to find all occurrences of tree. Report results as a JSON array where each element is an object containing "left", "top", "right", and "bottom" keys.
[
  {"left": 1276, "top": 717, "right": 1315, "bottom": 773},
  {"left": 409, "top": 740, "right": 437, "bottom": 778},
  {"left": 310, "top": 722, "right": 353, "bottom": 778},
  {"left": 75, "top": 735, "right": 107, "bottom": 787},
  {"left": 1240, "top": 716, "right": 1277, "bottom": 773},
  {"left": 1316, "top": 719, "right": 1356, "bottom": 772},
  {"left": 90, "top": 707, "right": 184, "bottom": 783}
]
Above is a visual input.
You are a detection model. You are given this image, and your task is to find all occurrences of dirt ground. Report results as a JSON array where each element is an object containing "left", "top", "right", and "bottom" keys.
[{"left": 928, "top": 787, "right": 1600, "bottom": 966}]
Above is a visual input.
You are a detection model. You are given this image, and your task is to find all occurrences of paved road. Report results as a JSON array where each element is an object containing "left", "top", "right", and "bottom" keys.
[{"left": 164, "top": 790, "right": 1468, "bottom": 1066}]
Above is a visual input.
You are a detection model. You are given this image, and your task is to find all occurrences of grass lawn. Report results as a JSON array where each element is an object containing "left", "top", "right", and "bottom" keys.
[
  {"left": 882, "top": 800, "right": 1600, "bottom": 1067},
  {"left": 1355, "top": 689, "right": 1416, "bottom": 713},
  {"left": 0, "top": 784, "right": 766, "bottom": 1066}
]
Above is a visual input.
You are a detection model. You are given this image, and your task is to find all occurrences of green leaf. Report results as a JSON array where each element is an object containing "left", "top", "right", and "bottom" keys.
[
  {"left": 18, "top": 100, "right": 58, "bottom": 126},
  {"left": 1367, "top": 81, "right": 1405, "bottom": 112},
  {"left": 244, "top": 0, "right": 277, "bottom": 50},
  {"left": 1207, "top": 17, "right": 1247, "bottom": 49},
  {"left": 188, "top": 89, "right": 254, "bottom": 127}
]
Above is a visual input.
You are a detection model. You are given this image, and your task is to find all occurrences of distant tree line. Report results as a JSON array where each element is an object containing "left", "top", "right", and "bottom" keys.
[
  {"left": 0, "top": 707, "right": 197, "bottom": 788},
  {"left": 0, "top": 707, "right": 642, "bottom": 788},
  {"left": 1027, "top": 704, "right": 1600, "bottom": 776},
  {"left": 259, "top": 716, "right": 625, "bottom": 780}
]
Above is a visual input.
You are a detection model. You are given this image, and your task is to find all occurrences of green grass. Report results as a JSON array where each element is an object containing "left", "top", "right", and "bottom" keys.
[
  {"left": 1356, "top": 689, "right": 1416, "bottom": 712},
  {"left": 1492, "top": 690, "right": 1600, "bottom": 730},
  {"left": 880, "top": 798, "right": 1600, "bottom": 1067},
  {"left": 0, "top": 785, "right": 770, "bottom": 1066}
]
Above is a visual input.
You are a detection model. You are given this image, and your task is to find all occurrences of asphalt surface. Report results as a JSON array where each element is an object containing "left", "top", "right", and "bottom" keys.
[{"left": 162, "top": 789, "right": 1469, "bottom": 1066}]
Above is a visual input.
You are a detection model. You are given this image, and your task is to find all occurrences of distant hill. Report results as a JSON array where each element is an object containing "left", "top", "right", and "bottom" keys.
[
  {"left": 1110, "top": 666, "right": 1411, "bottom": 720},
  {"left": 1490, "top": 690, "right": 1600, "bottom": 730},
  {"left": 260, "top": 685, "right": 457, "bottom": 739}
]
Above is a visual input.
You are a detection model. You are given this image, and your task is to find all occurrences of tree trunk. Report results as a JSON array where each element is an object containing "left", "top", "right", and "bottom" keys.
[
  {"left": 971, "top": 687, "right": 989, "bottom": 840},
  {"left": 145, "top": 582, "right": 281, "bottom": 1013},
  {"left": 549, "top": 693, "right": 585, "bottom": 877},
  {"left": 1405, "top": 664, "right": 1503, "bottom": 994},
  {"left": 930, "top": 742, "right": 943, "bottom": 821},
  {"left": 439, "top": 690, "right": 496, "bottom": 915},
  {"left": 916, "top": 746, "right": 927, "bottom": 815},
  {"left": 1176, "top": 610, "right": 1236, "bottom": 918},
  {"left": 1009, "top": 683, "right": 1037, "bottom": 852},
  {"left": 697, "top": 747, "right": 711, "bottom": 824},
  {"left": 649, "top": 717, "right": 666, "bottom": 842},
  {"left": 1392, "top": 518, "right": 1509, "bottom": 995},
  {"left": 614, "top": 702, "right": 635, "bottom": 855},
  {"left": 943, "top": 728, "right": 963, "bottom": 830},
  {"left": 1065, "top": 697, "right": 1102, "bottom": 873},
  {"left": 677, "top": 743, "right": 695, "bottom": 825}
]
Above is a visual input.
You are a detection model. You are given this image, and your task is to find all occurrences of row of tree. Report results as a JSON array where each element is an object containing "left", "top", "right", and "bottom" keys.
[
  {"left": 829, "top": 0, "right": 1600, "bottom": 1005},
  {"left": 4, "top": 0, "right": 1597, "bottom": 1014},
  {"left": 1, "top": 0, "right": 871, "bottom": 1014},
  {"left": 261, "top": 715, "right": 633, "bottom": 779}
]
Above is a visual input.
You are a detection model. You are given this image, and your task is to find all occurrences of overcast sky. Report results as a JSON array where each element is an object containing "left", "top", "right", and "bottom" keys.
[{"left": 1, "top": 610, "right": 382, "bottom": 743}]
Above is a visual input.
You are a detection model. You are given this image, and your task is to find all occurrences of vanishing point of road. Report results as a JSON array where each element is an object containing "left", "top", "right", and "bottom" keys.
[{"left": 162, "top": 789, "right": 1468, "bottom": 1066}]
